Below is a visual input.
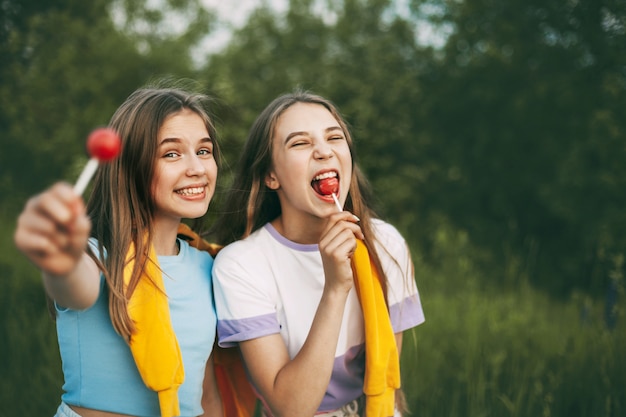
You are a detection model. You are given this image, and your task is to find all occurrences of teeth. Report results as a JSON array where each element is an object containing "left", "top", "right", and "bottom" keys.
[
  {"left": 312, "top": 172, "right": 337, "bottom": 181},
  {"left": 176, "top": 186, "right": 204, "bottom": 196}
]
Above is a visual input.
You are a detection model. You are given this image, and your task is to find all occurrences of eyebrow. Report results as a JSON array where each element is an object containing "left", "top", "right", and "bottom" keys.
[
  {"left": 283, "top": 126, "right": 343, "bottom": 144},
  {"left": 158, "top": 136, "right": 212, "bottom": 146}
]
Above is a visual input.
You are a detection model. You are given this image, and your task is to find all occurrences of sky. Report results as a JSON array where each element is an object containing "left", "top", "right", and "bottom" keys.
[
  {"left": 201, "top": 0, "right": 288, "bottom": 27},
  {"left": 172, "top": 0, "right": 449, "bottom": 65},
  {"left": 198, "top": 0, "right": 289, "bottom": 54}
]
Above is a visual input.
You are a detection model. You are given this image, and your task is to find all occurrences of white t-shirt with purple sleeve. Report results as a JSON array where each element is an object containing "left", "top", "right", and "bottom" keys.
[{"left": 212, "top": 219, "right": 424, "bottom": 413}]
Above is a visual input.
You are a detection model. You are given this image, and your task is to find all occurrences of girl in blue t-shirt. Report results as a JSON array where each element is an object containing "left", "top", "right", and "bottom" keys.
[{"left": 14, "top": 83, "right": 224, "bottom": 417}]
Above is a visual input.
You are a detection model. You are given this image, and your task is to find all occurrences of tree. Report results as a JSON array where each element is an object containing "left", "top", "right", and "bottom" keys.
[
  {"left": 202, "top": 0, "right": 626, "bottom": 296},
  {"left": 409, "top": 0, "right": 626, "bottom": 295}
]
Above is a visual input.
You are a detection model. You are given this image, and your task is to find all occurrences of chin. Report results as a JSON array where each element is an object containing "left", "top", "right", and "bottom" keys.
[{"left": 183, "top": 205, "right": 210, "bottom": 219}]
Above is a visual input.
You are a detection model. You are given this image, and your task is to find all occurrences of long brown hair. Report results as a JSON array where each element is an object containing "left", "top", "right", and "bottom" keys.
[
  {"left": 210, "top": 90, "right": 389, "bottom": 298},
  {"left": 86, "top": 84, "right": 220, "bottom": 341}
]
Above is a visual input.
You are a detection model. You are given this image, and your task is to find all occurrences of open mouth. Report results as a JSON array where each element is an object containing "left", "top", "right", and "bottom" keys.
[{"left": 311, "top": 171, "right": 339, "bottom": 196}]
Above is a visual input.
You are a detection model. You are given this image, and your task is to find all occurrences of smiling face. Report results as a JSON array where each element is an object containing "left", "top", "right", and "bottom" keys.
[
  {"left": 265, "top": 102, "right": 353, "bottom": 229},
  {"left": 151, "top": 108, "right": 217, "bottom": 227}
]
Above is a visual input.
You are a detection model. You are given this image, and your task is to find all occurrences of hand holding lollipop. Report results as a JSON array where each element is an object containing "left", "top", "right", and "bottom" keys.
[{"left": 73, "top": 128, "right": 122, "bottom": 195}]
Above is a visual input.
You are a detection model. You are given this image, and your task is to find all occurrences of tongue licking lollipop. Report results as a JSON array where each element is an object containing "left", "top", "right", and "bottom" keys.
[
  {"left": 73, "top": 127, "right": 122, "bottom": 195},
  {"left": 317, "top": 177, "right": 343, "bottom": 212}
]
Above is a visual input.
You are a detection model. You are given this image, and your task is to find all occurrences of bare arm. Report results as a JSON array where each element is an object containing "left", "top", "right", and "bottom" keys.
[
  {"left": 200, "top": 352, "right": 224, "bottom": 417},
  {"left": 14, "top": 182, "right": 100, "bottom": 310},
  {"left": 240, "top": 212, "right": 363, "bottom": 417},
  {"left": 240, "top": 287, "right": 349, "bottom": 417},
  {"left": 395, "top": 332, "right": 403, "bottom": 357},
  {"left": 395, "top": 332, "right": 408, "bottom": 415}
]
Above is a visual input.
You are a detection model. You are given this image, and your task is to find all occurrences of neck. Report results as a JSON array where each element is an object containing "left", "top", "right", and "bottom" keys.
[
  {"left": 151, "top": 217, "right": 182, "bottom": 255},
  {"left": 271, "top": 215, "right": 325, "bottom": 244}
]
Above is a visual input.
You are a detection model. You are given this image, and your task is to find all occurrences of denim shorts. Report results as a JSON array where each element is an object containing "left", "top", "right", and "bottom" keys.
[{"left": 54, "top": 402, "right": 82, "bottom": 417}]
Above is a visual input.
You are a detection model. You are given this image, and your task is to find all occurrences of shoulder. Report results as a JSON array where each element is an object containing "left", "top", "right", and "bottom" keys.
[
  {"left": 180, "top": 239, "right": 214, "bottom": 265},
  {"left": 371, "top": 219, "right": 407, "bottom": 252},
  {"left": 214, "top": 226, "right": 272, "bottom": 262},
  {"left": 212, "top": 227, "right": 278, "bottom": 287}
]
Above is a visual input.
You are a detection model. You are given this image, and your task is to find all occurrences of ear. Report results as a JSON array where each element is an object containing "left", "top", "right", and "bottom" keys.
[{"left": 265, "top": 172, "right": 280, "bottom": 190}]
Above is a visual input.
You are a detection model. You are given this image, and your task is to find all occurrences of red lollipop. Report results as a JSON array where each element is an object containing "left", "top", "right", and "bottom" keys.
[
  {"left": 86, "top": 128, "right": 121, "bottom": 161},
  {"left": 316, "top": 177, "right": 343, "bottom": 212},
  {"left": 73, "top": 128, "right": 122, "bottom": 195},
  {"left": 318, "top": 177, "right": 339, "bottom": 196}
]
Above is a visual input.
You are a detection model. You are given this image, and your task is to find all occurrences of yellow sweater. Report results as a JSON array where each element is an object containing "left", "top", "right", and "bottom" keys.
[
  {"left": 124, "top": 241, "right": 184, "bottom": 417},
  {"left": 352, "top": 239, "right": 401, "bottom": 417}
]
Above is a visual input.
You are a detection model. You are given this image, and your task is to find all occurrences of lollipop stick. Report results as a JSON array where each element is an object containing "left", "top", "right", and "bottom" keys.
[
  {"left": 332, "top": 193, "right": 343, "bottom": 212},
  {"left": 73, "top": 158, "right": 99, "bottom": 196},
  {"left": 332, "top": 192, "right": 359, "bottom": 221}
]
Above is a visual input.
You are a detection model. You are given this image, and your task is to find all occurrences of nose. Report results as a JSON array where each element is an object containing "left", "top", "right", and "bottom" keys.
[
  {"left": 186, "top": 154, "right": 207, "bottom": 176},
  {"left": 313, "top": 140, "right": 333, "bottom": 160}
]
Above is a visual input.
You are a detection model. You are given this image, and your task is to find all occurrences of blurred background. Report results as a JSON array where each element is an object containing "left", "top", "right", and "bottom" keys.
[{"left": 1, "top": 0, "right": 624, "bottom": 415}]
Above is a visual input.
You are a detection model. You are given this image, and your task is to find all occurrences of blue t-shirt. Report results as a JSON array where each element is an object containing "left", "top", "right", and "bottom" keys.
[{"left": 56, "top": 239, "right": 216, "bottom": 417}]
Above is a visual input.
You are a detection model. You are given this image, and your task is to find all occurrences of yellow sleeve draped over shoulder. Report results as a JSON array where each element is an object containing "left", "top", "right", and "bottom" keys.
[
  {"left": 352, "top": 239, "right": 401, "bottom": 417},
  {"left": 124, "top": 241, "right": 184, "bottom": 417}
]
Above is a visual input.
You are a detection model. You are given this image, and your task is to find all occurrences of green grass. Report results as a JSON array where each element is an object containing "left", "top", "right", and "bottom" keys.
[
  {"left": 401, "top": 283, "right": 624, "bottom": 417},
  {"left": 1, "top": 213, "right": 624, "bottom": 416},
  {"left": 0, "top": 211, "right": 63, "bottom": 416},
  {"left": 401, "top": 226, "right": 625, "bottom": 417}
]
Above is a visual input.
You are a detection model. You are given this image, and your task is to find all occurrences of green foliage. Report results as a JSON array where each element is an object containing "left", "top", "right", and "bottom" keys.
[
  {"left": 199, "top": 0, "right": 626, "bottom": 298},
  {"left": 401, "top": 228, "right": 625, "bottom": 417},
  {"left": 407, "top": 0, "right": 626, "bottom": 296},
  {"left": 402, "top": 284, "right": 625, "bottom": 416},
  {"left": 0, "top": 210, "right": 62, "bottom": 414},
  {"left": 5, "top": 0, "right": 623, "bottom": 296}
]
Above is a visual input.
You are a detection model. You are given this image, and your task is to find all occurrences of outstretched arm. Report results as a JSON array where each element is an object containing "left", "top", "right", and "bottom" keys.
[{"left": 14, "top": 182, "right": 100, "bottom": 310}]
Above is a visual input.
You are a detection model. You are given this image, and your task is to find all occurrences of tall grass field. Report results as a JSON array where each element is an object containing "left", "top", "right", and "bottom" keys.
[{"left": 1, "top": 213, "right": 623, "bottom": 416}]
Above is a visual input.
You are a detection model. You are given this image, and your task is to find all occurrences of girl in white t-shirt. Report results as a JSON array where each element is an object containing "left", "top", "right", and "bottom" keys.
[{"left": 211, "top": 90, "right": 424, "bottom": 417}]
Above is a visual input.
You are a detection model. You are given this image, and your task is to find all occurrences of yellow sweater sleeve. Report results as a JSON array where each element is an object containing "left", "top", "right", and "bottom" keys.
[
  {"left": 352, "top": 240, "right": 401, "bottom": 417},
  {"left": 124, "top": 242, "right": 185, "bottom": 417}
]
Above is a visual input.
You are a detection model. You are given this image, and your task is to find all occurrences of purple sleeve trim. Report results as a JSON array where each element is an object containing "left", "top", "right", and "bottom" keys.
[
  {"left": 389, "top": 294, "right": 425, "bottom": 333},
  {"left": 217, "top": 313, "right": 281, "bottom": 347}
]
